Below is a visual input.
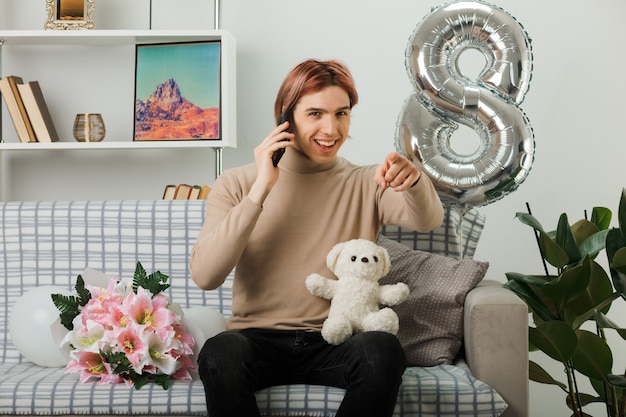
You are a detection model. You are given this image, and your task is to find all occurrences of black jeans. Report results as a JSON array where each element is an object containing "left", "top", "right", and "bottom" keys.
[{"left": 197, "top": 328, "right": 406, "bottom": 417}]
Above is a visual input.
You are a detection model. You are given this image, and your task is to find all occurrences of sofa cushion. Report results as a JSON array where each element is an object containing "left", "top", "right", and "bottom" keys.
[
  {"left": 378, "top": 235, "right": 489, "bottom": 366},
  {"left": 0, "top": 360, "right": 506, "bottom": 417}
]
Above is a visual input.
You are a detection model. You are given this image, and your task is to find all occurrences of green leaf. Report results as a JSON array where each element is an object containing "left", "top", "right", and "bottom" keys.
[
  {"left": 132, "top": 261, "right": 170, "bottom": 296},
  {"left": 74, "top": 275, "right": 91, "bottom": 307},
  {"left": 556, "top": 213, "right": 581, "bottom": 264},
  {"left": 564, "top": 260, "right": 614, "bottom": 326},
  {"left": 503, "top": 276, "right": 556, "bottom": 322},
  {"left": 607, "top": 374, "right": 626, "bottom": 389},
  {"left": 571, "top": 292, "right": 619, "bottom": 331},
  {"left": 619, "top": 187, "right": 626, "bottom": 240},
  {"left": 151, "top": 374, "right": 171, "bottom": 390},
  {"left": 515, "top": 212, "right": 548, "bottom": 232},
  {"left": 506, "top": 271, "right": 556, "bottom": 286},
  {"left": 594, "top": 310, "right": 626, "bottom": 340},
  {"left": 529, "top": 321, "right": 577, "bottom": 363},
  {"left": 529, "top": 360, "right": 567, "bottom": 389},
  {"left": 571, "top": 219, "right": 598, "bottom": 245},
  {"left": 571, "top": 330, "right": 613, "bottom": 381},
  {"left": 50, "top": 274, "right": 92, "bottom": 330},
  {"left": 50, "top": 293, "right": 80, "bottom": 330},
  {"left": 541, "top": 257, "right": 591, "bottom": 304},
  {"left": 590, "top": 206, "right": 612, "bottom": 231},
  {"left": 606, "top": 228, "right": 626, "bottom": 265},
  {"left": 514, "top": 212, "right": 571, "bottom": 268},
  {"left": 578, "top": 229, "right": 609, "bottom": 260},
  {"left": 567, "top": 391, "right": 604, "bottom": 409},
  {"left": 538, "top": 231, "right": 570, "bottom": 269},
  {"left": 103, "top": 351, "right": 133, "bottom": 374},
  {"left": 610, "top": 246, "right": 626, "bottom": 298}
]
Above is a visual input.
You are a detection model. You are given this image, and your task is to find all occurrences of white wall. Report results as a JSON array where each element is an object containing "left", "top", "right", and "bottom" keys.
[{"left": 3, "top": 1, "right": 626, "bottom": 415}]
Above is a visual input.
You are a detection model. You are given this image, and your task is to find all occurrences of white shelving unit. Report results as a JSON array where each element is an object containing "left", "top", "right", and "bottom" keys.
[{"left": 0, "top": 29, "right": 236, "bottom": 200}]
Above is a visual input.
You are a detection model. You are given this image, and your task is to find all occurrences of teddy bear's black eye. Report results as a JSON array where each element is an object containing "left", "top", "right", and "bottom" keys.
[
  {"left": 351, "top": 256, "right": 357, "bottom": 262},
  {"left": 373, "top": 256, "right": 379, "bottom": 262}
]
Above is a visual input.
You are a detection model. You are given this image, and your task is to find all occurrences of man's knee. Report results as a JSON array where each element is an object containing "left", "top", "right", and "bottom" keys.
[
  {"left": 198, "top": 331, "right": 253, "bottom": 381},
  {"left": 349, "top": 332, "right": 406, "bottom": 375}
]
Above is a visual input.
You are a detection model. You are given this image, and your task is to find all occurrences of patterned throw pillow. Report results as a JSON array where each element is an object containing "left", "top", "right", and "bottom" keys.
[
  {"left": 377, "top": 235, "right": 489, "bottom": 366},
  {"left": 380, "top": 206, "right": 486, "bottom": 260}
]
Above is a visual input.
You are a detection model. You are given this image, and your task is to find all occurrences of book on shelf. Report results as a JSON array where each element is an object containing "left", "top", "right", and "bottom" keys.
[
  {"left": 198, "top": 184, "right": 211, "bottom": 199},
  {"left": 4, "top": 76, "right": 37, "bottom": 142},
  {"left": 16, "top": 81, "right": 60, "bottom": 143},
  {"left": 174, "top": 184, "right": 193, "bottom": 200},
  {"left": 188, "top": 185, "right": 202, "bottom": 200},
  {"left": 162, "top": 183, "right": 211, "bottom": 200},
  {"left": 0, "top": 76, "right": 36, "bottom": 143},
  {"left": 162, "top": 184, "right": 177, "bottom": 200}
]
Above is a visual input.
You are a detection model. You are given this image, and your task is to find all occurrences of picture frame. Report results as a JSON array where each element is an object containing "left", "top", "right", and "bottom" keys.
[
  {"left": 45, "top": 0, "right": 96, "bottom": 30},
  {"left": 134, "top": 41, "right": 222, "bottom": 142}
]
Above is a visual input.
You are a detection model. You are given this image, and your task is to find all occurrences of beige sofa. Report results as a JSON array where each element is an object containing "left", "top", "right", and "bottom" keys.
[{"left": 0, "top": 200, "right": 528, "bottom": 417}]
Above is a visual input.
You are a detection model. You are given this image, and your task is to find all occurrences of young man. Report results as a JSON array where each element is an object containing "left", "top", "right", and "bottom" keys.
[{"left": 190, "top": 59, "right": 444, "bottom": 417}]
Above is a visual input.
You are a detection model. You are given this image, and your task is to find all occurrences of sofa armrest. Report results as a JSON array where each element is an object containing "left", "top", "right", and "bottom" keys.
[{"left": 464, "top": 279, "right": 529, "bottom": 417}]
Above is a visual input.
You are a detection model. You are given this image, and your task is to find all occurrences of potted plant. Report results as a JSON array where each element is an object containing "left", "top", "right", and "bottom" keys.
[{"left": 504, "top": 188, "right": 626, "bottom": 417}]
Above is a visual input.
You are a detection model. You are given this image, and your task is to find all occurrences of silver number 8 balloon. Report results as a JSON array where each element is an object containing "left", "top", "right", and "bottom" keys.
[{"left": 396, "top": 0, "right": 534, "bottom": 209}]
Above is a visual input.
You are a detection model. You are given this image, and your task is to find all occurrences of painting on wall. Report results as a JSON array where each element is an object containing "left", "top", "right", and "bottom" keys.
[{"left": 133, "top": 41, "right": 222, "bottom": 141}]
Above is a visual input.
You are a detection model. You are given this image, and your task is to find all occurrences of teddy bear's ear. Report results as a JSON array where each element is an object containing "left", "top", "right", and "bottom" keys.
[
  {"left": 379, "top": 245, "right": 391, "bottom": 276},
  {"left": 326, "top": 241, "right": 346, "bottom": 272}
]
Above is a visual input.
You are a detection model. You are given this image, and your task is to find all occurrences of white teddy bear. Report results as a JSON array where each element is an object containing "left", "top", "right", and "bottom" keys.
[{"left": 305, "top": 238, "right": 409, "bottom": 345}]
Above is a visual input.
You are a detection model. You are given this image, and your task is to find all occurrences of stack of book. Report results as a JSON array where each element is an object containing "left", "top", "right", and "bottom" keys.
[
  {"left": 0, "top": 75, "right": 60, "bottom": 143},
  {"left": 162, "top": 184, "right": 211, "bottom": 200}
]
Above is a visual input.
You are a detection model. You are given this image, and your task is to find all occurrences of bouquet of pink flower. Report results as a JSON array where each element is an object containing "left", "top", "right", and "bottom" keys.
[{"left": 52, "top": 262, "right": 195, "bottom": 389}]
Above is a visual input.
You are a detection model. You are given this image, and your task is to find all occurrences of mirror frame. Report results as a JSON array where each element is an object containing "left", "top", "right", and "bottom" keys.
[{"left": 45, "top": 0, "right": 96, "bottom": 30}]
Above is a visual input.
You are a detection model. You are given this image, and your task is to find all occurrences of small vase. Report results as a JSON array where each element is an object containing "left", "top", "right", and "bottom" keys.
[{"left": 73, "top": 113, "right": 105, "bottom": 142}]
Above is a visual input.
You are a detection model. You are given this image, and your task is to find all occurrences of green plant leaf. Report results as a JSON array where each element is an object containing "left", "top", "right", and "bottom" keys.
[
  {"left": 578, "top": 229, "right": 609, "bottom": 261},
  {"left": 571, "top": 330, "right": 613, "bottom": 381},
  {"left": 556, "top": 213, "right": 582, "bottom": 264},
  {"left": 619, "top": 187, "right": 626, "bottom": 240},
  {"left": 529, "top": 321, "right": 577, "bottom": 363},
  {"left": 529, "top": 360, "right": 567, "bottom": 389},
  {"left": 594, "top": 310, "right": 626, "bottom": 340},
  {"left": 606, "top": 228, "right": 626, "bottom": 265},
  {"left": 571, "top": 292, "right": 620, "bottom": 331},
  {"left": 607, "top": 374, "right": 626, "bottom": 389},
  {"left": 538, "top": 231, "right": 570, "bottom": 269},
  {"left": 564, "top": 260, "right": 615, "bottom": 326},
  {"left": 503, "top": 276, "right": 556, "bottom": 322},
  {"left": 610, "top": 246, "right": 626, "bottom": 299},
  {"left": 571, "top": 219, "right": 600, "bottom": 246},
  {"left": 505, "top": 271, "right": 552, "bottom": 287},
  {"left": 132, "top": 261, "right": 170, "bottom": 296},
  {"left": 515, "top": 212, "right": 546, "bottom": 232},
  {"left": 50, "top": 274, "right": 92, "bottom": 330},
  {"left": 566, "top": 391, "right": 604, "bottom": 409},
  {"left": 514, "top": 212, "right": 570, "bottom": 269},
  {"left": 541, "top": 257, "right": 591, "bottom": 304},
  {"left": 591, "top": 206, "right": 613, "bottom": 231},
  {"left": 50, "top": 293, "right": 81, "bottom": 330}
]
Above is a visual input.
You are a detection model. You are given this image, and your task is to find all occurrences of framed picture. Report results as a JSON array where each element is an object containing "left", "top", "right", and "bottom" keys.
[
  {"left": 134, "top": 41, "right": 222, "bottom": 141},
  {"left": 45, "top": 0, "right": 96, "bottom": 30}
]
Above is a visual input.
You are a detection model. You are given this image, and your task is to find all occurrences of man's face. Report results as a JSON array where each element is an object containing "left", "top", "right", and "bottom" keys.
[{"left": 290, "top": 86, "right": 352, "bottom": 165}]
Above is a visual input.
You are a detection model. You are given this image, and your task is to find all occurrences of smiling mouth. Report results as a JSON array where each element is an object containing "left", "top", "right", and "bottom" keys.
[{"left": 314, "top": 139, "right": 337, "bottom": 148}]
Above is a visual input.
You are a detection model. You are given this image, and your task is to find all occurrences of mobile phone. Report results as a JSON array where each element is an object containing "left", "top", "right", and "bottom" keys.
[{"left": 272, "top": 112, "right": 290, "bottom": 167}]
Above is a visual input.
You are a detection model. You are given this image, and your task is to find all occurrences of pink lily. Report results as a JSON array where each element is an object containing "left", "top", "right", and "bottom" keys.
[{"left": 66, "top": 351, "right": 122, "bottom": 384}]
